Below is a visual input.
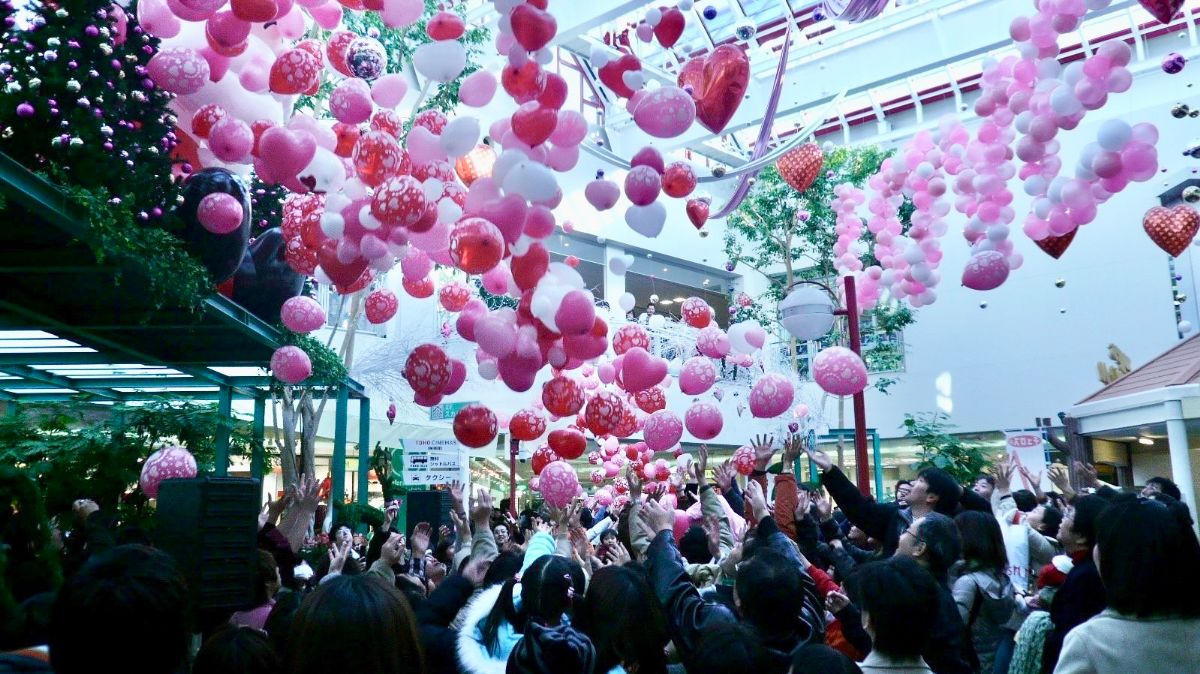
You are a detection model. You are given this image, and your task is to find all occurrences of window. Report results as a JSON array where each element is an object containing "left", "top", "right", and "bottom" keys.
[{"left": 791, "top": 309, "right": 906, "bottom": 377}]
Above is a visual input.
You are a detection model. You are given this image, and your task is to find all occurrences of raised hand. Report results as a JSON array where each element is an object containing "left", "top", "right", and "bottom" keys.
[
  {"left": 296, "top": 475, "right": 320, "bottom": 510},
  {"left": 782, "top": 434, "right": 804, "bottom": 463},
  {"left": 328, "top": 540, "right": 351, "bottom": 575},
  {"left": 637, "top": 496, "right": 676, "bottom": 537},
  {"left": 814, "top": 488, "right": 834, "bottom": 523},
  {"left": 794, "top": 489, "right": 812, "bottom": 521},
  {"left": 411, "top": 522, "right": 432, "bottom": 557},
  {"left": 624, "top": 464, "right": 643, "bottom": 499},
  {"left": 470, "top": 489, "right": 493, "bottom": 525},
  {"left": 380, "top": 532, "right": 404, "bottom": 567},
  {"left": 745, "top": 479, "right": 770, "bottom": 523},
  {"left": 1073, "top": 461, "right": 1099, "bottom": 488},
  {"left": 803, "top": 440, "right": 833, "bottom": 472},
  {"left": 750, "top": 434, "right": 776, "bottom": 469},
  {"left": 438, "top": 524, "right": 452, "bottom": 541},
  {"left": 825, "top": 590, "right": 851, "bottom": 613},
  {"left": 382, "top": 501, "right": 399, "bottom": 531},
  {"left": 696, "top": 445, "right": 710, "bottom": 486},
  {"left": 448, "top": 480, "right": 466, "bottom": 515},
  {"left": 713, "top": 460, "right": 735, "bottom": 492},
  {"left": 1048, "top": 464, "right": 1072, "bottom": 494},
  {"left": 702, "top": 514, "right": 722, "bottom": 561}
]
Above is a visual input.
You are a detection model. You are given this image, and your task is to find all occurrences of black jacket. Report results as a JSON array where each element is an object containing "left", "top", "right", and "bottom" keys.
[
  {"left": 1042, "top": 556, "right": 1104, "bottom": 673},
  {"left": 928, "top": 582, "right": 974, "bottom": 674},
  {"left": 415, "top": 574, "right": 476, "bottom": 674}
]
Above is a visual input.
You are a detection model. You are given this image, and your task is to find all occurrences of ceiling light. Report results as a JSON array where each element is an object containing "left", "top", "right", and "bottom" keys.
[
  {"left": 703, "top": 279, "right": 710, "bottom": 285},
  {"left": 673, "top": 297, "right": 686, "bottom": 303},
  {"left": 659, "top": 299, "right": 674, "bottom": 305},
  {"left": 662, "top": 267, "right": 668, "bottom": 272},
  {"left": 1138, "top": 437, "right": 1154, "bottom": 445}
]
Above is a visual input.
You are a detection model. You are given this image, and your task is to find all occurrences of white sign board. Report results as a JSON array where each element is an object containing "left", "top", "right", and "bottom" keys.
[
  {"left": 1003, "top": 431, "right": 1051, "bottom": 492},
  {"left": 397, "top": 438, "right": 468, "bottom": 486}
]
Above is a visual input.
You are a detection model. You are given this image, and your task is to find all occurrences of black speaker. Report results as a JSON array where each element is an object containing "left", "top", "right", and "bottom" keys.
[
  {"left": 405, "top": 490, "right": 453, "bottom": 549},
  {"left": 156, "top": 477, "right": 260, "bottom": 613}
]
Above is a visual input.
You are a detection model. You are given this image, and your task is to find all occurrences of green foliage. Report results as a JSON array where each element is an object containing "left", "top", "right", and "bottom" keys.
[
  {"left": 472, "top": 275, "right": 518, "bottom": 311},
  {"left": 0, "top": 467, "right": 62, "bottom": 617},
  {"left": 903, "top": 412, "right": 992, "bottom": 485},
  {"left": 0, "top": 400, "right": 257, "bottom": 530},
  {"left": 277, "top": 327, "right": 349, "bottom": 386}
]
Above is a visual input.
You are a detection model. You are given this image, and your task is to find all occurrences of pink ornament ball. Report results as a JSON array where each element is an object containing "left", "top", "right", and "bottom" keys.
[
  {"left": 139, "top": 445, "right": 198, "bottom": 498},
  {"left": 748, "top": 373, "right": 795, "bottom": 418},
  {"left": 539, "top": 460, "right": 581, "bottom": 508},
  {"left": 684, "top": 402, "right": 723, "bottom": 440},
  {"left": 364, "top": 288, "right": 398, "bottom": 324},
  {"left": 643, "top": 409, "right": 683, "bottom": 451},
  {"left": 961, "top": 250, "right": 1010, "bottom": 291},
  {"left": 271, "top": 345, "right": 312, "bottom": 384},
  {"left": 280, "top": 296, "right": 326, "bottom": 333},
  {"left": 732, "top": 446, "right": 755, "bottom": 476},
  {"left": 812, "top": 346, "right": 868, "bottom": 396},
  {"left": 196, "top": 192, "right": 243, "bottom": 234}
]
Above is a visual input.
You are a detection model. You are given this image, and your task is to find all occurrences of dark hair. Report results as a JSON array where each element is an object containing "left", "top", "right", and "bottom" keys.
[
  {"left": 1095, "top": 495, "right": 1200, "bottom": 618},
  {"left": 482, "top": 550, "right": 524, "bottom": 588},
  {"left": 480, "top": 555, "right": 585, "bottom": 653},
  {"left": 433, "top": 539, "right": 455, "bottom": 566},
  {"left": 685, "top": 622, "right": 772, "bottom": 674},
  {"left": 1040, "top": 506, "right": 1064, "bottom": 538},
  {"left": 791, "top": 643, "right": 863, "bottom": 674},
  {"left": 285, "top": 574, "right": 425, "bottom": 674},
  {"left": 49, "top": 545, "right": 191, "bottom": 674},
  {"left": 194, "top": 626, "right": 281, "bottom": 674},
  {"left": 1012, "top": 489, "right": 1038, "bottom": 512},
  {"left": 915, "top": 512, "right": 961, "bottom": 582},
  {"left": 598, "top": 528, "right": 618, "bottom": 543},
  {"left": 679, "top": 524, "right": 712, "bottom": 565},
  {"left": 848, "top": 556, "right": 940, "bottom": 659},
  {"left": 253, "top": 549, "right": 279, "bottom": 606},
  {"left": 735, "top": 549, "right": 804, "bottom": 640},
  {"left": 955, "top": 511, "right": 1007, "bottom": 575},
  {"left": 917, "top": 468, "right": 961, "bottom": 515},
  {"left": 1145, "top": 476, "right": 1183, "bottom": 501},
  {"left": 263, "top": 589, "right": 303, "bottom": 655},
  {"left": 896, "top": 480, "right": 912, "bottom": 490},
  {"left": 1069, "top": 494, "right": 1108, "bottom": 547},
  {"left": 974, "top": 475, "right": 996, "bottom": 487},
  {"left": 575, "top": 565, "right": 668, "bottom": 674}
]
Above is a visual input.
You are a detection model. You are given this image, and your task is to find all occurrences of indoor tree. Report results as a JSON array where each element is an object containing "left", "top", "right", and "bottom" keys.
[{"left": 904, "top": 412, "right": 993, "bottom": 485}]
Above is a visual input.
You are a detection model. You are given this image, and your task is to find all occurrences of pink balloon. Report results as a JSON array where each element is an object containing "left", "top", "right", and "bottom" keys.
[
  {"left": 684, "top": 402, "right": 723, "bottom": 440},
  {"left": 555, "top": 290, "right": 596, "bottom": 337},
  {"left": 197, "top": 192, "right": 243, "bottom": 234},
  {"left": 546, "top": 144, "right": 580, "bottom": 172},
  {"left": 443, "top": 359, "right": 467, "bottom": 395},
  {"left": 696, "top": 326, "right": 730, "bottom": 358},
  {"left": 406, "top": 125, "right": 447, "bottom": 167},
  {"left": 961, "top": 250, "right": 1010, "bottom": 291},
  {"left": 308, "top": 0, "right": 342, "bottom": 29},
  {"left": 749, "top": 373, "right": 794, "bottom": 418},
  {"left": 550, "top": 110, "right": 588, "bottom": 147},
  {"left": 208, "top": 117, "right": 253, "bottom": 163},
  {"left": 632, "top": 86, "right": 696, "bottom": 139},
  {"left": 380, "top": 0, "right": 423, "bottom": 28},
  {"left": 624, "top": 165, "right": 662, "bottom": 207},
  {"left": 812, "top": 347, "right": 868, "bottom": 397},
  {"left": 371, "top": 74, "right": 409, "bottom": 108},
  {"left": 644, "top": 410, "right": 683, "bottom": 451},
  {"left": 280, "top": 296, "right": 326, "bottom": 333},
  {"left": 539, "top": 461, "right": 581, "bottom": 508},
  {"left": 147, "top": 48, "right": 210, "bottom": 95},
  {"left": 330, "top": 78, "right": 374, "bottom": 125},
  {"left": 523, "top": 205, "right": 555, "bottom": 239},
  {"left": 475, "top": 312, "right": 518, "bottom": 358},
  {"left": 585, "top": 178, "right": 621, "bottom": 211},
  {"left": 621, "top": 347, "right": 668, "bottom": 393},
  {"left": 598, "top": 362, "right": 616, "bottom": 384},
  {"left": 482, "top": 263, "right": 512, "bottom": 295},
  {"left": 459, "top": 70, "right": 498, "bottom": 107},
  {"left": 139, "top": 446, "right": 198, "bottom": 498},
  {"left": 138, "top": 0, "right": 181, "bottom": 38},
  {"left": 271, "top": 345, "right": 312, "bottom": 384},
  {"left": 679, "top": 356, "right": 716, "bottom": 395}
]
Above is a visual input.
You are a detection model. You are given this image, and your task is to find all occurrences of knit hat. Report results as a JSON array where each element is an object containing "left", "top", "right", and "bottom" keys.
[{"left": 506, "top": 622, "right": 596, "bottom": 674}]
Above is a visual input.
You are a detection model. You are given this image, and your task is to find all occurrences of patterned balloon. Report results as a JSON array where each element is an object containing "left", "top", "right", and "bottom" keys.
[
  {"left": 453, "top": 404, "right": 498, "bottom": 448},
  {"left": 612, "top": 323, "right": 651, "bottom": 355},
  {"left": 732, "top": 446, "right": 755, "bottom": 475},
  {"left": 643, "top": 410, "right": 683, "bottom": 451},
  {"left": 364, "top": 289, "right": 398, "bottom": 324},
  {"left": 680, "top": 297, "right": 712, "bottom": 328},
  {"left": 749, "top": 373, "right": 794, "bottom": 418},
  {"left": 280, "top": 296, "right": 325, "bottom": 333},
  {"left": 347, "top": 37, "right": 388, "bottom": 80},
  {"left": 684, "top": 402, "right": 723, "bottom": 441},
  {"left": 353, "top": 131, "right": 408, "bottom": 187},
  {"left": 539, "top": 460, "right": 581, "bottom": 508},
  {"left": 404, "top": 344, "right": 452, "bottom": 398},
  {"left": 531, "top": 444, "right": 559, "bottom": 475},
  {"left": 961, "top": 251, "right": 1010, "bottom": 291},
  {"left": 271, "top": 345, "right": 312, "bottom": 384},
  {"left": 371, "top": 175, "right": 425, "bottom": 226},
  {"left": 438, "top": 281, "right": 474, "bottom": 312},
  {"left": 695, "top": 326, "right": 730, "bottom": 358},
  {"left": 139, "top": 445, "right": 198, "bottom": 498},
  {"left": 776, "top": 143, "right": 824, "bottom": 193},
  {"left": 146, "top": 47, "right": 210, "bottom": 95},
  {"left": 510, "top": 408, "right": 547, "bottom": 441},
  {"left": 584, "top": 390, "right": 624, "bottom": 437},
  {"left": 542, "top": 375, "right": 584, "bottom": 417},
  {"left": 679, "top": 356, "right": 716, "bottom": 395},
  {"left": 812, "top": 346, "right": 868, "bottom": 396},
  {"left": 633, "top": 386, "right": 667, "bottom": 414},
  {"left": 1142, "top": 205, "right": 1199, "bottom": 257},
  {"left": 613, "top": 405, "right": 639, "bottom": 438}
]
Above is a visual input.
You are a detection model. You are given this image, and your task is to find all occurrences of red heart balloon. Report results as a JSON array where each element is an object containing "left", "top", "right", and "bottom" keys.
[
  {"left": 776, "top": 143, "right": 824, "bottom": 193},
  {"left": 1033, "top": 229, "right": 1077, "bottom": 259},
  {"left": 1143, "top": 205, "right": 1199, "bottom": 257},
  {"left": 510, "top": 3, "right": 557, "bottom": 52},
  {"left": 510, "top": 102, "right": 559, "bottom": 147},
  {"left": 231, "top": 0, "right": 277, "bottom": 23},
  {"left": 501, "top": 60, "right": 546, "bottom": 104},
  {"left": 1138, "top": 0, "right": 1184, "bottom": 24},
  {"left": 426, "top": 11, "right": 465, "bottom": 40},
  {"left": 654, "top": 7, "right": 685, "bottom": 48},
  {"left": 538, "top": 72, "right": 568, "bottom": 109},
  {"left": 598, "top": 53, "right": 642, "bottom": 99},
  {"left": 686, "top": 198, "right": 710, "bottom": 229},
  {"left": 317, "top": 240, "right": 368, "bottom": 288},
  {"left": 677, "top": 45, "right": 749, "bottom": 135}
]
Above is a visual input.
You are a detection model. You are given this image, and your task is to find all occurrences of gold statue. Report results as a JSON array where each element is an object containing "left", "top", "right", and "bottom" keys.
[{"left": 1097, "top": 344, "right": 1132, "bottom": 385}]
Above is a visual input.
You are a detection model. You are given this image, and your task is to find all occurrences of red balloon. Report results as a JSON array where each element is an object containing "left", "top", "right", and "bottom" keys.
[
  {"left": 190, "top": 104, "right": 226, "bottom": 139},
  {"left": 584, "top": 390, "right": 624, "bottom": 437},
  {"left": 542, "top": 375, "right": 584, "bottom": 417},
  {"left": 371, "top": 110, "right": 404, "bottom": 139},
  {"left": 680, "top": 297, "right": 712, "bottom": 328},
  {"left": 438, "top": 281, "right": 474, "bottom": 312},
  {"left": 511, "top": 102, "right": 559, "bottom": 147},
  {"left": 511, "top": 243, "right": 550, "bottom": 291},
  {"left": 354, "top": 131, "right": 409, "bottom": 188},
  {"left": 444, "top": 360, "right": 467, "bottom": 396},
  {"left": 598, "top": 53, "right": 642, "bottom": 99},
  {"left": 268, "top": 48, "right": 320, "bottom": 96},
  {"left": 404, "top": 344, "right": 452, "bottom": 398},
  {"left": 427, "top": 10, "right": 466, "bottom": 40},
  {"left": 531, "top": 444, "right": 559, "bottom": 475},
  {"left": 612, "top": 324, "right": 650, "bottom": 355},
  {"left": 337, "top": 267, "right": 374, "bottom": 295},
  {"left": 453, "top": 404, "right": 498, "bottom": 448},
  {"left": 776, "top": 143, "right": 825, "bottom": 193},
  {"left": 317, "top": 240, "right": 368, "bottom": 288},
  {"left": 450, "top": 217, "right": 505, "bottom": 274},
  {"left": 548, "top": 428, "right": 587, "bottom": 460},
  {"left": 326, "top": 31, "right": 357, "bottom": 77},
  {"left": 501, "top": 61, "right": 546, "bottom": 104},
  {"left": 662, "top": 162, "right": 697, "bottom": 198},
  {"left": 333, "top": 123, "right": 360, "bottom": 158},
  {"left": 364, "top": 289, "right": 398, "bottom": 324},
  {"left": 510, "top": 408, "right": 547, "bottom": 441},
  {"left": 677, "top": 45, "right": 749, "bottom": 135},
  {"left": 402, "top": 275, "right": 435, "bottom": 298},
  {"left": 510, "top": 3, "right": 557, "bottom": 52},
  {"left": 371, "top": 175, "right": 426, "bottom": 227},
  {"left": 633, "top": 386, "right": 667, "bottom": 414},
  {"left": 231, "top": 0, "right": 278, "bottom": 23},
  {"left": 414, "top": 110, "right": 449, "bottom": 135},
  {"left": 538, "top": 73, "right": 568, "bottom": 109},
  {"left": 613, "top": 405, "right": 638, "bottom": 438}
]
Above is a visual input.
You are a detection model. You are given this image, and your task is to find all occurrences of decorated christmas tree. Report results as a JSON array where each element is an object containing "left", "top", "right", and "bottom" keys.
[{"left": 0, "top": 0, "right": 178, "bottom": 219}]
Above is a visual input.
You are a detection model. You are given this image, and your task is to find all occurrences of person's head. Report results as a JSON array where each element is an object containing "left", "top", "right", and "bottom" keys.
[
  {"left": 481, "top": 554, "right": 585, "bottom": 652},
  {"left": 254, "top": 549, "right": 281, "bottom": 606},
  {"left": 598, "top": 529, "right": 618, "bottom": 547},
  {"left": 1142, "top": 476, "right": 1182, "bottom": 502},
  {"left": 972, "top": 475, "right": 996, "bottom": 500},
  {"left": 1012, "top": 489, "right": 1038, "bottom": 513},
  {"left": 646, "top": 304, "right": 656, "bottom": 315},
  {"left": 482, "top": 550, "right": 524, "bottom": 588},
  {"left": 194, "top": 626, "right": 281, "bottom": 674},
  {"left": 895, "top": 480, "right": 912, "bottom": 503},
  {"left": 734, "top": 549, "right": 805, "bottom": 641},
  {"left": 331, "top": 524, "right": 353, "bottom": 548},
  {"left": 686, "top": 622, "right": 772, "bottom": 674},
  {"left": 955, "top": 510, "right": 1007, "bottom": 576},
  {"left": 847, "top": 556, "right": 940, "bottom": 660},
  {"left": 907, "top": 468, "right": 961, "bottom": 515},
  {"left": 789, "top": 643, "right": 863, "bottom": 674},
  {"left": 493, "top": 524, "right": 510, "bottom": 545},
  {"left": 1027, "top": 504, "right": 1063, "bottom": 538},
  {"left": 49, "top": 545, "right": 191, "bottom": 674},
  {"left": 1094, "top": 495, "right": 1200, "bottom": 619},
  {"left": 895, "top": 512, "right": 960, "bottom": 582},
  {"left": 434, "top": 539, "right": 454, "bottom": 566},
  {"left": 1057, "top": 494, "right": 1107, "bottom": 553},
  {"left": 847, "top": 525, "right": 869, "bottom": 546},
  {"left": 679, "top": 524, "right": 712, "bottom": 565},
  {"left": 286, "top": 574, "right": 424, "bottom": 674},
  {"left": 575, "top": 565, "right": 668, "bottom": 674},
  {"left": 263, "top": 589, "right": 302, "bottom": 655}
]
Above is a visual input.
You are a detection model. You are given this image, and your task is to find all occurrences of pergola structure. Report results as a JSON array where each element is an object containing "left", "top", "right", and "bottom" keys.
[{"left": 0, "top": 153, "right": 370, "bottom": 508}]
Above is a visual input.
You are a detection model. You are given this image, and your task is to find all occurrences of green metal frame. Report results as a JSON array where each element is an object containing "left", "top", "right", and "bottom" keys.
[{"left": 795, "top": 428, "right": 885, "bottom": 500}]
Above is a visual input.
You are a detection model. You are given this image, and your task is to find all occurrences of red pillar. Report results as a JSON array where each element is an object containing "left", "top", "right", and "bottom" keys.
[
  {"left": 509, "top": 437, "right": 519, "bottom": 516},
  {"left": 843, "top": 276, "right": 871, "bottom": 496}
]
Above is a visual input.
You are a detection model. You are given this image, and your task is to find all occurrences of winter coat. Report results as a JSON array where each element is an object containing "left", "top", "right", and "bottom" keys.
[
  {"left": 1042, "top": 553, "right": 1104, "bottom": 673},
  {"left": 952, "top": 567, "right": 1016, "bottom": 673},
  {"left": 1053, "top": 609, "right": 1200, "bottom": 674}
]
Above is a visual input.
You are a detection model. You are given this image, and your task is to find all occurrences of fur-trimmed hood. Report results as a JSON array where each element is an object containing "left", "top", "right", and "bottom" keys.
[{"left": 456, "top": 583, "right": 520, "bottom": 674}]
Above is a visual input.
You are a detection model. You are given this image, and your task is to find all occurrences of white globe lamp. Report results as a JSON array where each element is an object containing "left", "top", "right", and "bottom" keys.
[{"left": 779, "top": 284, "right": 836, "bottom": 341}]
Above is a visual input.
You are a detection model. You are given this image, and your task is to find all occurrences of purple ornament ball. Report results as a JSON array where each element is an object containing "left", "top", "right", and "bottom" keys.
[
  {"left": 15, "top": 102, "right": 34, "bottom": 118},
  {"left": 1163, "top": 52, "right": 1187, "bottom": 75}
]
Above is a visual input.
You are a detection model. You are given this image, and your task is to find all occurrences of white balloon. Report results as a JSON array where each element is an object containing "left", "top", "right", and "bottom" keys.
[
  {"left": 359, "top": 205, "right": 382, "bottom": 231},
  {"left": 343, "top": 178, "right": 368, "bottom": 200},
  {"left": 437, "top": 199, "right": 462, "bottom": 224},
  {"left": 440, "top": 116, "right": 480, "bottom": 158},
  {"left": 511, "top": 235, "right": 534, "bottom": 257},
  {"left": 1180, "top": 320, "right": 1194, "bottom": 334},
  {"left": 422, "top": 179, "right": 445, "bottom": 202},
  {"left": 1096, "top": 119, "right": 1131, "bottom": 152},
  {"left": 648, "top": 315, "right": 666, "bottom": 329},
  {"left": 413, "top": 41, "right": 467, "bottom": 83},
  {"left": 320, "top": 212, "right": 345, "bottom": 240},
  {"left": 502, "top": 161, "right": 559, "bottom": 201},
  {"left": 609, "top": 257, "right": 628, "bottom": 275},
  {"left": 624, "top": 202, "right": 667, "bottom": 238},
  {"left": 622, "top": 70, "right": 645, "bottom": 91},
  {"left": 478, "top": 358, "right": 499, "bottom": 380},
  {"left": 645, "top": 7, "right": 662, "bottom": 26},
  {"left": 325, "top": 192, "right": 351, "bottom": 214},
  {"left": 589, "top": 46, "right": 611, "bottom": 67},
  {"left": 491, "top": 150, "right": 526, "bottom": 185},
  {"left": 618, "top": 292, "right": 636, "bottom": 312},
  {"left": 297, "top": 148, "right": 345, "bottom": 194},
  {"left": 547, "top": 261, "right": 585, "bottom": 289},
  {"left": 535, "top": 48, "right": 553, "bottom": 65}
]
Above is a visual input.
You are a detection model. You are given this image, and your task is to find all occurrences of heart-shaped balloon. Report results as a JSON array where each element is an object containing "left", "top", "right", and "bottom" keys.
[
  {"left": 511, "top": 102, "right": 559, "bottom": 147},
  {"left": 621, "top": 347, "right": 668, "bottom": 393},
  {"left": 585, "top": 177, "right": 621, "bottom": 211},
  {"left": 777, "top": 143, "right": 824, "bottom": 193},
  {"left": 1033, "top": 229, "right": 1077, "bottom": 259},
  {"left": 258, "top": 127, "right": 317, "bottom": 183},
  {"left": 1143, "top": 205, "right": 1199, "bottom": 257},
  {"left": 677, "top": 45, "right": 749, "bottom": 134},
  {"left": 625, "top": 202, "right": 667, "bottom": 238},
  {"left": 598, "top": 53, "right": 642, "bottom": 99},
  {"left": 654, "top": 7, "right": 685, "bottom": 48},
  {"left": 317, "top": 240, "right": 369, "bottom": 288},
  {"left": 1138, "top": 0, "right": 1184, "bottom": 24},
  {"left": 510, "top": 3, "right": 557, "bottom": 52},
  {"left": 686, "top": 198, "right": 710, "bottom": 229}
]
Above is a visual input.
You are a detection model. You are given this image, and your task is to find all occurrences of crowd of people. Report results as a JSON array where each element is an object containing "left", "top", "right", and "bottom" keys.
[{"left": 2, "top": 436, "right": 1199, "bottom": 674}]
